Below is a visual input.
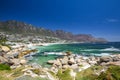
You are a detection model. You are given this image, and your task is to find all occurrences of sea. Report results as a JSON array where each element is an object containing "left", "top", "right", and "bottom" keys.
[{"left": 29, "top": 42, "right": 120, "bottom": 67}]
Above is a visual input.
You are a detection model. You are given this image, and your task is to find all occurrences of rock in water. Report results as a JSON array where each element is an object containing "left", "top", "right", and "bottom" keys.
[{"left": 47, "top": 60, "right": 55, "bottom": 65}]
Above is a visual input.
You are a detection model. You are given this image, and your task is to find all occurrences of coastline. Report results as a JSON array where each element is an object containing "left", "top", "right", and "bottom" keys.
[{"left": 1, "top": 42, "right": 120, "bottom": 80}]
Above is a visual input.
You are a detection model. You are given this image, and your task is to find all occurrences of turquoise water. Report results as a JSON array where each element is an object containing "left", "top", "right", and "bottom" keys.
[{"left": 30, "top": 42, "right": 120, "bottom": 67}]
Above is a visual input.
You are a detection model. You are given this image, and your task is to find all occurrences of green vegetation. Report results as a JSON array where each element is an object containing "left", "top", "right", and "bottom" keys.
[
  {"left": 48, "top": 71, "right": 57, "bottom": 78},
  {"left": 18, "top": 49, "right": 37, "bottom": 57},
  {"left": 66, "top": 51, "right": 72, "bottom": 56},
  {"left": 76, "top": 66, "right": 103, "bottom": 80},
  {"left": 0, "top": 64, "right": 11, "bottom": 70},
  {"left": 48, "top": 65, "right": 120, "bottom": 80},
  {"left": 0, "top": 64, "right": 120, "bottom": 80},
  {"left": 11, "top": 67, "right": 24, "bottom": 77},
  {"left": 0, "top": 34, "right": 11, "bottom": 49},
  {"left": 0, "top": 35, "right": 7, "bottom": 45},
  {"left": 56, "top": 69, "right": 74, "bottom": 80},
  {"left": 97, "top": 65, "right": 120, "bottom": 80},
  {"left": 31, "top": 69, "right": 44, "bottom": 75},
  {"left": 49, "top": 69, "right": 74, "bottom": 80},
  {"left": 0, "top": 76, "right": 11, "bottom": 80},
  {"left": 32, "top": 69, "right": 40, "bottom": 74},
  {"left": 76, "top": 65, "right": 120, "bottom": 80},
  {"left": 2, "top": 75, "right": 49, "bottom": 80}
]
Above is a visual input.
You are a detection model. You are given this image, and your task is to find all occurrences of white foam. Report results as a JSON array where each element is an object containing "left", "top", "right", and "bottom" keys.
[
  {"left": 101, "top": 47, "right": 120, "bottom": 51},
  {"left": 94, "top": 53, "right": 110, "bottom": 56},
  {"left": 81, "top": 49, "right": 99, "bottom": 51},
  {"left": 44, "top": 52, "right": 65, "bottom": 55}
]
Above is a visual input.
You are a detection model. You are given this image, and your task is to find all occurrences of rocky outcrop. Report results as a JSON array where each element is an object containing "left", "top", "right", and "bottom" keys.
[
  {"left": 18, "top": 49, "right": 37, "bottom": 58},
  {"left": 47, "top": 53, "right": 98, "bottom": 73},
  {"left": 98, "top": 54, "right": 120, "bottom": 66},
  {"left": 99, "top": 56, "right": 113, "bottom": 63},
  {"left": 0, "top": 44, "right": 37, "bottom": 69}
]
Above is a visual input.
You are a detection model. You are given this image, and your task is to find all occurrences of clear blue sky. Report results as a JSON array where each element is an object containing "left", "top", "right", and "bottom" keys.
[{"left": 0, "top": 0, "right": 120, "bottom": 41}]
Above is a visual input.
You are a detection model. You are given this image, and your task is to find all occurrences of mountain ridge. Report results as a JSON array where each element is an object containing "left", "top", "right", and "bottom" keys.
[{"left": 0, "top": 20, "right": 107, "bottom": 43}]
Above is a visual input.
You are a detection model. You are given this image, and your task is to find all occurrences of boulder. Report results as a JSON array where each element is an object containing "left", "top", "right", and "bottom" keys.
[
  {"left": 7, "top": 59, "right": 14, "bottom": 65},
  {"left": 70, "top": 64, "right": 78, "bottom": 70},
  {"left": 89, "top": 61, "right": 97, "bottom": 65},
  {"left": 108, "top": 61, "right": 120, "bottom": 66},
  {"left": 112, "top": 56, "right": 120, "bottom": 61},
  {"left": 66, "top": 51, "right": 72, "bottom": 56},
  {"left": 47, "top": 60, "right": 55, "bottom": 65},
  {"left": 30, "top": 63, "right": 42, "bottom": 69},
  {"left": 61, "top": 56, "right": 68, "bottom": 65},
  {"left": 89, "top": 56, "right": 96, "bottom": 61},
  {"left": 20, "top": 59, "right": 27, "bottom": 65},
  {"left": 0, "top": 56, "right": 8, "bottom": 63},
  {"left": 99, "top": 56, "right": 113, "bottom": 63},
  {"left": 0, "top": 52, "right": 5, "bottom": 56},
  {"left": 68, "top": 57, "right": 75, "bottom": 65},
  {"left": 76, "top": 59, "right": 81, "bottom": 63},
  {"left": 10, "top": 59, "right": 20, "bottom": 65},
  {"left": 51, "top": 67, "right": 58, "bottom": 73},
  {"left": 117, "top": 54, "right": 120, "bottom": 58},
  {"left": 62, "top": 65, "right": 69, "bottom": 69},
  {"left": 100, "top": 62, "right": 107, "bottom": 66},
  {"left": 10, "top": 65, "right": 17, "bottom": 69},
  {"left": 13, "top": 53, "right": 19, "bottom": 58},
  {"left": 1, "top": 46, "right": 10, "bottom": 52},
  {"left": 53, "top": 59, "right": 61, "bottom": 67},
  {"left": 4, "top": 54, "right": 14, "bottom": 59},
  {"left": 77, "top": 63, "right": 83, "bottom": 66}
]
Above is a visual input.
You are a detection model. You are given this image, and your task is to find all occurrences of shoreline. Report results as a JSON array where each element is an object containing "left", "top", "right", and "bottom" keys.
[{"left": 1, "top": 42, "right": 120, "bottom": 80}]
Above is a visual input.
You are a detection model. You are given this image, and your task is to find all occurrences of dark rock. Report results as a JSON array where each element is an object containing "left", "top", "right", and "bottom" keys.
[
  {"left": 7, "top": 60, "right": 14, "bottom": 65},
  {"left": 68, "top": 57, "right": 75, "bottom": 65},
  {"left": 99, "top": 56, "right": 113, "bottom": 63},
  {"left": 113, "top": 56, "right": 120, "bottom": 62},
  {"left": 13, "top": 53, "right": 19, "bottom": 58}
]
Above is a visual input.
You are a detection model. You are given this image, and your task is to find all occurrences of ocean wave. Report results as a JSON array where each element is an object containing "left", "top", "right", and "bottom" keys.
[
  {"left": 80, "top": 49, "right": 100, "bottom": 52},
  {"left": 81, "top": 52, "right": 111, "bottom": 57},
  {"left": 44, "top": 52, "right": 65, "bottom": 55},
  {"left": 93, "top": 53, "right": 111, "bottom": 56},
  {"left": 100, "top": 47, "right": 120, "bottom": 51}
]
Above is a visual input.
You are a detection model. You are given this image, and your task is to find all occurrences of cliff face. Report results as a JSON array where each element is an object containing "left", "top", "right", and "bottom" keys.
[{"left": 0, "top": 20, "right": 107, "bottom": 43}]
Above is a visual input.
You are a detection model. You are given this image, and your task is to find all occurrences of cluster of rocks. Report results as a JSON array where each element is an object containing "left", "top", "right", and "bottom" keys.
[
  {"left": 99, "top": 54, "right": 120, "bottom": 66},
  {"left": 0, "top": 45, "right": 36, "bottom": 69},
  {"left": 19, "top": 63, "right": 54, "bottom": 80},
  {"left": 47, "top": 53, "right": 99, "bottom": 73},
  {"left": 47, "top": 52, "right": 120, "bottom": 73}
]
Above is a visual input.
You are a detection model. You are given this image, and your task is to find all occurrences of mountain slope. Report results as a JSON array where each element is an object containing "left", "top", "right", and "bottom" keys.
[{"left": 0, "top": 20, "right": 107, "bottom": 43}]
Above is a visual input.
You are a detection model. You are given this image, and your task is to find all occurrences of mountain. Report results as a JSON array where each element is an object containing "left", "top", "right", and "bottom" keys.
[{"left": 0, "top": 20, "right": 107, "bottom": 43}]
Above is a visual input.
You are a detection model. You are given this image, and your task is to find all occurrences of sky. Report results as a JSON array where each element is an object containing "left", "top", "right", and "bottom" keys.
[{"left": 0, "top": 0, "right": 120, "bottom": 41}]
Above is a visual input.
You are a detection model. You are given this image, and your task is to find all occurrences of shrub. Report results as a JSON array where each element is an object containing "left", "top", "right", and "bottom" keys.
[
  {"left": 31, "top": 69, "right": 41, "bottom": 75},
  {"left": 97, "top": 65, "right": 120, "bottom": 80},
  {"left": 0, "top": 64, "right": 11, "bottom": 70},
  {"left": 76, "top": 66, "right": 102, "bottom": 80},
  {"left": 57, "top": 69, "right": 73, "bottom": 80}
]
